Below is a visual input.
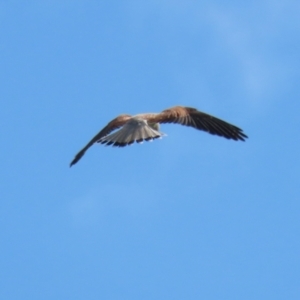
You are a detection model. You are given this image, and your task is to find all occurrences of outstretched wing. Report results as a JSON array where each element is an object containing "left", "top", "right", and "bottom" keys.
[
  {"left": 70, "top": 114, "right": 131, "bottom": 167},
  {"left": 153, "top": 106, "right": 248, "bottom": 141}
]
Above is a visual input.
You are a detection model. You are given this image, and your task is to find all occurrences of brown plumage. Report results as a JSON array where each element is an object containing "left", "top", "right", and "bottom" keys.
[{"left": 70, "top": 106, "right": 248, "bottom": 167}]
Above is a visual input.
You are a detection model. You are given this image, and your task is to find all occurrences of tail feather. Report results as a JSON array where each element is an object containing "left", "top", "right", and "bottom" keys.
[{"left": 99, "top": 118, "right": 165, "bottom": 147}]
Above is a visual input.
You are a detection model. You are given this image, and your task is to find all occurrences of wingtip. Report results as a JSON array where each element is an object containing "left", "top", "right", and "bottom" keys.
[
  {"left": 69, "top": 159, "right": 76, "bottom": 167},
  {"left": 240, "top": 132, "right": 248, "bottom": 141},
  {"left": 69, "top": 149, "right": 85, "bottom": 168}
]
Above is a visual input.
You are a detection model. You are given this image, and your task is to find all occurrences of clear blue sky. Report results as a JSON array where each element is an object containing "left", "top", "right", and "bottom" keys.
[{"left": 1, "top": 1, "right": 300, "bottom": 299}]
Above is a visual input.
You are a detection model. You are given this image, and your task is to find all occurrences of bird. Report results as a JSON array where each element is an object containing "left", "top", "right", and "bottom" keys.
[{"left": 70, "top": 105, "right": 248, "bottom": 167}]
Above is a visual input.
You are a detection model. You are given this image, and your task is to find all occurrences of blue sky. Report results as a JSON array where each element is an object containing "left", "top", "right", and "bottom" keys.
[{"left": 1, "top": 1, "right": 300, "bottom": 299}]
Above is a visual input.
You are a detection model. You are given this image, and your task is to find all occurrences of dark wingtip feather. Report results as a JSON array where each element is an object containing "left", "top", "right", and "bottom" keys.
[
  {"left": 236, "top": 130, "right": 248, "bottom": 141},
  {"left": 70, "top": 149, "right": 85, "bottom": 167}
]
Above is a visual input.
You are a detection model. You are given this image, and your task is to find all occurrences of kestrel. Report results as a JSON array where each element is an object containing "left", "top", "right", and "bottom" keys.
[{"left": 70, "top": 106, "right": 248, "bottom": 167}]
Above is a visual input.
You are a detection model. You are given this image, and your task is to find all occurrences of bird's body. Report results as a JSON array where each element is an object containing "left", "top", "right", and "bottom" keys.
[{"left": 70, "top": 106, "right": 248, "bottom": 167}]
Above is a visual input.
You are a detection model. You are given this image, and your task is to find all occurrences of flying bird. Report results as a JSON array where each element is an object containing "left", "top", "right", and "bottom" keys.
[{"left": 70, "top": 106, "right": 248, "bottom": 167}]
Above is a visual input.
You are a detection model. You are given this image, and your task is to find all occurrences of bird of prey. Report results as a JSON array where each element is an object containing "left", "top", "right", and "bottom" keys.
[{"left": 70, "top": 106, "right": 248, "bottom": 167}]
